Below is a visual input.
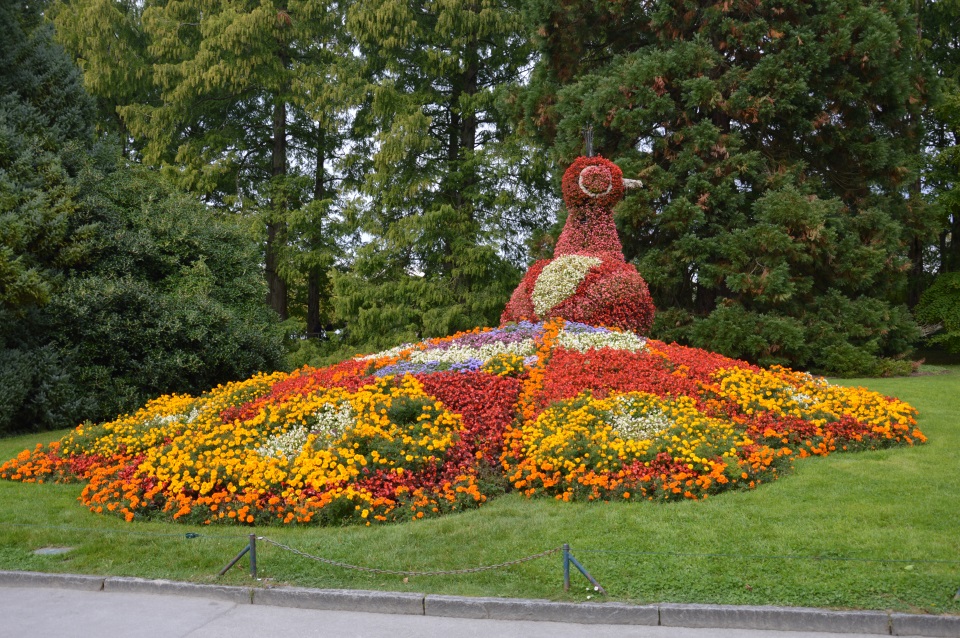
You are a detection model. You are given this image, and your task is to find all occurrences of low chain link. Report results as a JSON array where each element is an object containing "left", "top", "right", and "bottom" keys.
[{"left": 258, "top": 536, "right": 562, "bottom": 577}]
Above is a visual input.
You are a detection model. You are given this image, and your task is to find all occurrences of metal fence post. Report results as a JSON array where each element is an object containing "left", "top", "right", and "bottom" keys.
[
  {"left": 217, "top": 534, "right": 258, "bottom": 579},
  {"left": 249, "top": 534, "right": 257, "bottom": 579},
  {"left": 563, "top": 543, "right": 571, "bottom": 591}
]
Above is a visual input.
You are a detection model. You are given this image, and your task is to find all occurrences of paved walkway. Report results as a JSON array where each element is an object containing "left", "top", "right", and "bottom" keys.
[{"left": 2, "top": 586, "right": 899, "bottom": 638}]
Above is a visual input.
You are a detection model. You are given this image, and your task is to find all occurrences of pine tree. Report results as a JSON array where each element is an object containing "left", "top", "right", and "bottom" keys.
[
  {"left": 57, "top": 0, "right": 363, "bottom": 328},
  {"left": 523, "top": 0, "right": 932, "bottom": 375},
  {"left": 48, "top": 0, "right": 151, "bottom": 155},
  {"left": 922, "top": 0, "right": 960, "bottom": 274},
  {"left": 0, "top": 0, "right": 94, "bottom": 312},
  {"left": 333, "top": 0, "right": 553, "bottom": 347}
]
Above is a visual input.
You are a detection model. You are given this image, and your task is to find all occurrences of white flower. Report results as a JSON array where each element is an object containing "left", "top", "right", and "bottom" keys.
[
  {"left": 408, "top": 339, "right": 536, "bottom": 364},
  {"left": 532, "top": 254, "right": 601, "bottom": 315},
  {"left": 608, "top": 395, "right": 673, "bottom": 441},
  {"left": 257, "top": 426, "right": 310, "bottom": 460},
  {"left": 790, "top": 390, "right": 816, "bottom": 408},
  {"left": 555, "top": 329, "right": 646, "bottom": 353},
  {"left": 312, "top": 401, "right": 355, "bottom": 443}
]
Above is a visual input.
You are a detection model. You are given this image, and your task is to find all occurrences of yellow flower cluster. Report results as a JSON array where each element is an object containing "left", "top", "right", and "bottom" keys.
[
  {"left": 3, "top": 371, "right": 487, "bottom": 525},
  {"left": 714, "top": 366, "right": 921, "bottom": 440},
  {"left": 505, "top": 391, "right": 761, "bottom": 502}
]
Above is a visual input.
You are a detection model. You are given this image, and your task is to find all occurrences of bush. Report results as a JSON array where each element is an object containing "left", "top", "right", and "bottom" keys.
[
  {"left": 915, "top": 272, "right": 960, "bottom": 354},
  {"left": 0, "top": 159, "right": 284, "bottom": 434}
]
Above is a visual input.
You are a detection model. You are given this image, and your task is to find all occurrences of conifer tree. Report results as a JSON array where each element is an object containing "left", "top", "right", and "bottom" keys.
[
  {"left": 922, "top": 0, "right": 960, "bottom": 274},
  {"left": 48, "top": 0, "right": 150, "bottom": 155},
  {"left": 523, "top": 0, "right": 932, "bottom": 375},
  {"left": 56, "top": 0, "right": 362, "bottom": 328},
  {"left": 333, "top": 0, "right": 552, "bottom": 347},
  {"left": 0, "top": 0, "right": 94, "bottom": 312}
]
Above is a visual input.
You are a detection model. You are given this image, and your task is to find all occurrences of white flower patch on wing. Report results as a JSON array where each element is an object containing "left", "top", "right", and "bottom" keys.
[
  {"left": 555, "top": 328, "right": 646, "bottom": 353},
  {"left": 532, "top": 254, "right": 601, "bottom": 315},
  {"left": 407, "top": 339, "right": 536, "bottom": 364}
]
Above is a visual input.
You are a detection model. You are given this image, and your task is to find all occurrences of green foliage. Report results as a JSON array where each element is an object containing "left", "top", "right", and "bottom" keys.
[
  {"left": 41, "top": 162, "right": 286, "bottom": 424},
  {"left": 915, "top": 271, "right": 960, "bottom": 353},
  {"left": 0, "top": 0, "right": 94, "bottom": 311},
  {"left": 334, "top": 0, "right": 555, "bottom": 347},
  {"left": 522, "top": 0, "right": 932, "bottom": 375},
  {"left": 0, "top": 1, "right": 283, "bottom": 433},
  {"left": 921, "top": 0, "right": 960, "bottom": 275}
]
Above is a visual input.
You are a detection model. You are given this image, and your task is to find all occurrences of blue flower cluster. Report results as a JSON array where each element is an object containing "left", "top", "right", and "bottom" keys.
[
  {"left": 373, "top": 358, "right": 484, "bottom": 377},
  {"left": 429, "top": 321, "right": 543, "bottom": 351}
]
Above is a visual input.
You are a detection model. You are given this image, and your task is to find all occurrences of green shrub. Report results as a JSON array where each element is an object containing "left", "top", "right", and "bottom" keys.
[{"left": 915, "top": 272, "right": 960, "bottom": 354}]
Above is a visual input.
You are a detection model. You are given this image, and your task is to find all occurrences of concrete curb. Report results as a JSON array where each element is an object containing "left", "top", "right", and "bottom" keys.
[
  {"left": 0, "top": 570, "right": 104, "bottom": 591},
  {"left": 659, "top": 603, "right": 892, "bottom": 635},
  {"left": 424, "top": 594, "right": 660, "bottom": 625},
  {"left": 253, "top": 586, "right": 424, "bottom": 615},
  {"left": 103, "top": 576, "right": 253, "bottom": 604},
  {"left": 2, "top": 570, "right": 958, "bottom": 636}
]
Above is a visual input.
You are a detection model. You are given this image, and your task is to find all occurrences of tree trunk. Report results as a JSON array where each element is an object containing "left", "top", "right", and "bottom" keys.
[
  {"left": 307, "top": 123, "right": 327, "bottom": 338},
  {"left": 265, "top": 96, "right": 289, "bottom": 319}
]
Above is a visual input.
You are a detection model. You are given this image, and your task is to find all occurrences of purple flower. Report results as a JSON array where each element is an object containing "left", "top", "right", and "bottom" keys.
[{"left": 428, "top": 322, "right": 544, "bottom": 351}]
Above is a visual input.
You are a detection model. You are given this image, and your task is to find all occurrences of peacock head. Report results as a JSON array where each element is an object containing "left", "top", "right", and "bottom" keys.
[{"left": 561, "top": 156, "right": 642, "bottom": 210}]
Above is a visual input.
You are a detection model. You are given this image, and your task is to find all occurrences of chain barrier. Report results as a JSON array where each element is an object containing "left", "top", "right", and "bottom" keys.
[{"left": 258, "top": 536, "right": 562, "bottom": 577}]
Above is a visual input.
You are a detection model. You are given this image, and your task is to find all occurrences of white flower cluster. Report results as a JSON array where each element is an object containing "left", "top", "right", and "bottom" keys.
[
  {"left": 312, "top": 401, "right": 355, "bottom": 443},
  {"left": 789, "top": 390, "right": 816, "bottom": 408},
  {"left": 555, "top": 329, "right": 646, "bottom": 353},
  {"left": 147, "top": 406, "right": 202, "bottom": 429},
  {"left": 408, "top": 340, "right": 535, "bottom": 364},
  {"left": 608, "top": 397, "right": 673, "bottom": 441},
  {"left": 257, "top": 425, "right": 310, "bottom": 461},
  {"left": 532, "top": 254, "right": 601, "bottom": 315},
  {"left": 797, "top": 371, "right": 829, "bottom": 386}
]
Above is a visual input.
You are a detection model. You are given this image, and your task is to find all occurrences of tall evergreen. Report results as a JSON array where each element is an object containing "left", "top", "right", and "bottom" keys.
[
  {"left": 0, "top": 0, "right": 283, "bottom": 432},
  {"left": 48, "top": 0, "right": 151, "bottom": 155},
  {"left": 334, "top": 0, "right": 553, "bottom": 347},
  {"left": 922, "top": 0, "right": 960, "bottom": 274},
  {"left": 523, "top": 0, "right": 932, "bottom": 375},
  {"left": 56, "top": 0, "right": 363, "bottom": 330}
]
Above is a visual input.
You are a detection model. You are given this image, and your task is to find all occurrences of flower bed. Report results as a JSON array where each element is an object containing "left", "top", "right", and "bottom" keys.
[{"left": 0, "top": 319, "right": 924, "bottom": 525}]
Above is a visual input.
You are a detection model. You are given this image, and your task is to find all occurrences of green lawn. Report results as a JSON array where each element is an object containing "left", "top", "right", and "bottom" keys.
[{"left": 1, "top": 369, "right": 958, "bottom": 613}]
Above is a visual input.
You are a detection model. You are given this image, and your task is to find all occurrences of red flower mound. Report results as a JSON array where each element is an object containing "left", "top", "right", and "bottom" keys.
[
  {"left": 500, "top": 259, "right": 548, "bottom": 325},
  {"left": 536, "top": 347, "right": 706, "bottom": 415},
  {"left": 500, "top": 155, "right": 656, "bottom": 333},
  {"left": 417, "top": 372, "right": 522, "bottom": 466},
  {"left": 549, "top": 260, "right": 655, "bottom": 334}
]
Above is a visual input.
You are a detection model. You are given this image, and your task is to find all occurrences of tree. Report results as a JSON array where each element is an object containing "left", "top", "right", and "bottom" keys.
[
  {"left": 0, "top": 0, "right": 283, "bottom": 433},
  {"left": 332, "top": 0, "right": 554, "bottom": 348},
  {"left": 56, "top": 0, "right": 363, "bottom": 331},
  {"left": 921, "top": 0, "right": 960, "bottom": 275},
  {"left": 522, "top": 0, "right": 932, "bottom": 375},
  {"left": 0, "top": 0, "right": 94, "bottom": 312},
  {"left": 48, "top": 0, "right": 152, "bottom": 156},
  {"left": 47, "top": 160, "right": 285, "bottom": 423}
]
